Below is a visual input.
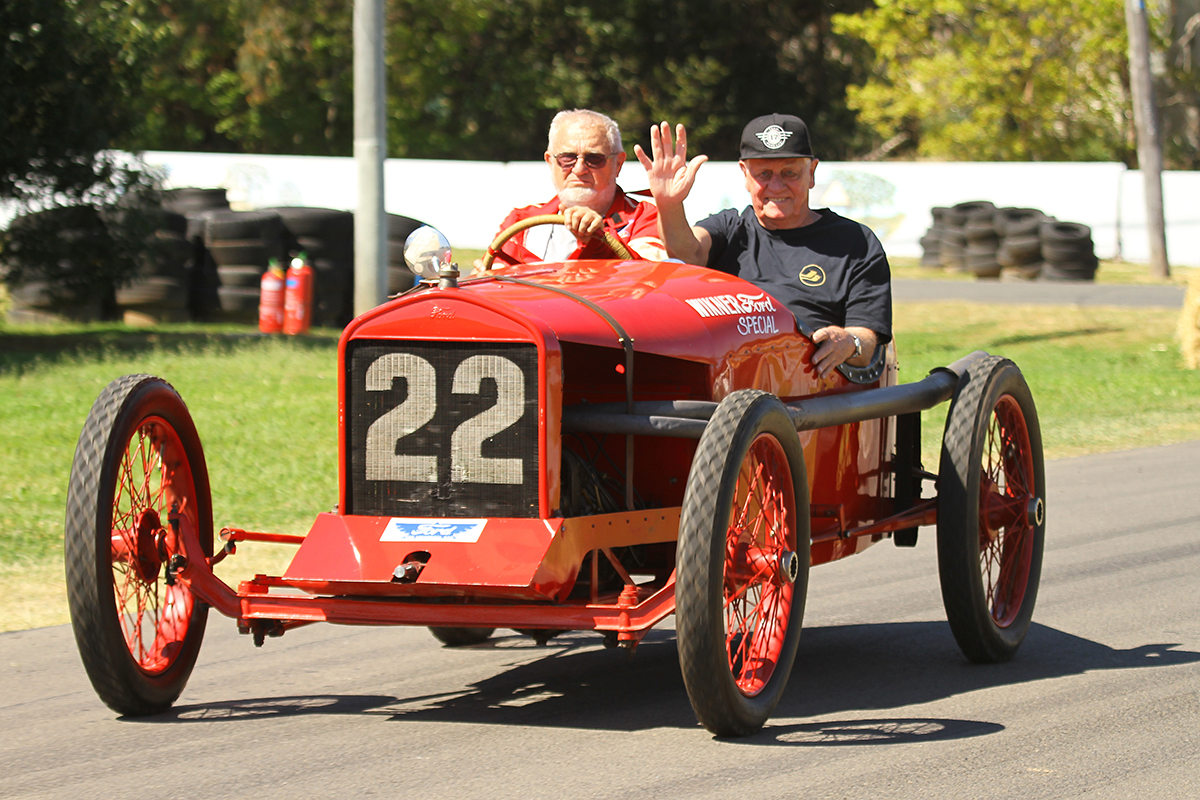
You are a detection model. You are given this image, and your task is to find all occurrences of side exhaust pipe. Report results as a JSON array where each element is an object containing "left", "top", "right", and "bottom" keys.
[{"left": 562, "top": 350, "right": 992, "bottom": 439}]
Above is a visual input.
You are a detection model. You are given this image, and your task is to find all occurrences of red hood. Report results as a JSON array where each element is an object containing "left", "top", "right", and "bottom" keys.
[{"left": 343, "top": 259, "right": 799, "bottom": 364}]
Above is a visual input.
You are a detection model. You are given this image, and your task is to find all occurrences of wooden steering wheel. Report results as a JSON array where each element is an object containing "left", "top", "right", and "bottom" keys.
[{"left": 480, "top": 214, "right": 635, "bottom": 271}]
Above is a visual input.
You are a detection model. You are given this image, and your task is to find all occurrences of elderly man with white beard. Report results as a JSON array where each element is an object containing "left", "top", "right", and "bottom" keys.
[{"left": 484, "top": 109, "right": 666, "bottom": 266}]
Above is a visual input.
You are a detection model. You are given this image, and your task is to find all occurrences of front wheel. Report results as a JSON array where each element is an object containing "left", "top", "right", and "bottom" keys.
[
  {"left": 65, "top": 375, "right": 213, "bottom": 715},
  {"left": 676, "top": 390, "right": 809, "bottom": 737},
  {"left": 938, "top": 357, "right": 1046, "bottom": 663}
]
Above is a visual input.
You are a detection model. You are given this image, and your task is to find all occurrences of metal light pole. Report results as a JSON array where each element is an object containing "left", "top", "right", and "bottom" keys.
[
  {"left": 1125, "top": 0, "right": 1170, "bottom": 279},
  {"left": 353, "top": 0, "right": 387, "bottom": 314}
]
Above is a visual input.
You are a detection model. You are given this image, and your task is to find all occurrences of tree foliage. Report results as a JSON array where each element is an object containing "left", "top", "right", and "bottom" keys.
[
  {"left": 832, "top": 0, "right": 1132, "bottom": 162},
  {"left": 103, "top": 0, "right": 877, "bottom": 161},
  {"left": 1, "top": 0, "right": 137, "bottom": 200}
]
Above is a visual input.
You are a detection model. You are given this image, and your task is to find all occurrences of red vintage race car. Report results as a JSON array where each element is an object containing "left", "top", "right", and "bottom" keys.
[{"left": 64, "top": 219, "right": 1046, "bottom": 736}]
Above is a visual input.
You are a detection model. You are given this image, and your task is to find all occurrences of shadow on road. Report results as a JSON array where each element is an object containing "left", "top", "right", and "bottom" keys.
[{"left": 136, "top": 620, "right": 1198, "bottom": 738}]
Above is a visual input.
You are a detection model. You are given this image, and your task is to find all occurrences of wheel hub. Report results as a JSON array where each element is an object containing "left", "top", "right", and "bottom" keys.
[
  {"left": 779, "top": 550, "right": 800, "bottom": 584},
  {"left": 1027, "top": 496, "right": 1045, "bottom": 527},
  {"left": 133, "top": 509, "right": 164, "bottom": 583}
]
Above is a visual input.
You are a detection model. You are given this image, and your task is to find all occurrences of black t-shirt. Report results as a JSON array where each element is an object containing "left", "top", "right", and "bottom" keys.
[{"left": 697, "top": 207, "right": 892, "bottom": 343}]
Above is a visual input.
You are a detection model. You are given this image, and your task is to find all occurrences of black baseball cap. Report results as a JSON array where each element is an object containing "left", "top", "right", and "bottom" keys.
[{"left": 739, "top": 114, "right": 815, "bottom": 160}]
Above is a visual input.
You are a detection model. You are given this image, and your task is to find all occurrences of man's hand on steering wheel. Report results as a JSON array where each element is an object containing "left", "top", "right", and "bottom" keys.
[{"left": 561, "top": 207, "right": 604, "bottom": 241}]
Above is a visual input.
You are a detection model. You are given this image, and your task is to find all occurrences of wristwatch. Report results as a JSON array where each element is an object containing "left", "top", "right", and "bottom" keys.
[{"left": 849, "top": 333, "right": 862, "bottom": 359}]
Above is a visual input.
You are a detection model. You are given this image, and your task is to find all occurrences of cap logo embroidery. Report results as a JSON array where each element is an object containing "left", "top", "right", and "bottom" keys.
[
  {"left": 799, "top": 264, "right": 826, "bottom": 287},
  {"left": 756, "top": 125, "right": 793, "bottom": 150}
]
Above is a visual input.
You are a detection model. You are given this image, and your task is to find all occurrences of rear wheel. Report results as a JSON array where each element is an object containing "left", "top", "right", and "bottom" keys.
[
  {"left": 65, "top": 375, "right": 213, "bottom": 715},
  {"left": 677, "top": 390, "right": 809, "bottom": 736},
  {"left": 938, "top": 357, "right": 1045, "bottom": 662}
]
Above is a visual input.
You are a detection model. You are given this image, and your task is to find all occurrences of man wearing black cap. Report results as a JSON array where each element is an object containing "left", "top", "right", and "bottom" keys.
[{"left": 635, "top": 115, "right": 891, "bottom": 378}]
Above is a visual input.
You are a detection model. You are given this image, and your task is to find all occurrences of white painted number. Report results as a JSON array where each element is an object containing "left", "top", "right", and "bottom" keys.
[
  {"left": 363, "top": 353, "right": 526, "bottom": 484},
  {"left": 450, "top": 355, "right": 524, "bottom": 484},
  {"left": 365, "top": 353, "right": 437, "bottom": 481}
]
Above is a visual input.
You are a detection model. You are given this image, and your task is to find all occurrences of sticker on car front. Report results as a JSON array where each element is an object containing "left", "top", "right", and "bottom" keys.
[{"left": 381, "top": 518, "right": 488, "bottom": 542}]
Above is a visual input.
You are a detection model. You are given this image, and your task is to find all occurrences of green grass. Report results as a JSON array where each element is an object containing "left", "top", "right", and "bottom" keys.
[
  {"left": 0, "top": 325, "right": 341, "bottom": 568},
  {"left": 894, "top": 303, "right": 1200, "bottom": 465}
]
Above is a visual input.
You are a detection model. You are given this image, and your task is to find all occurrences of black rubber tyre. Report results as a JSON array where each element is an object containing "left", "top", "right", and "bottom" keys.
[
  {"left": 163, "top": 188, "right": 229, "bottom": 214},
  {"left": 994, "top": 208, "right": 1043, "bottom": 237},
  {"left": 294, "top": 235, "right": 353, "bottom": 262},
  {"left": 1040, "top": 239, "right": 1095, "bottom": 263},
  {"left": 65, "top": 375, "right": 213, "bottom": 715},
  {"left": 208, "top": 240, "right": 275, "bottom": 268},
  {"left": 388, "top": 266, "right": 417, "bottom": 294},
  {"left": 204, "top": 210, "right": 283, "bottom": 243},
  {"left": 428, "top": 627, "right": 496, "bottom": 646},
  {"left": 938, "top": 357, "right": 1045, "bottom": 663},
  {"left": 115, "top": 277, "right": 188, "bottom": 308},
  {"left": 1040, "top": 221, "right": 1092, "bottom": 243},
  {"left": 261, "top": 207, "right": 354, "bottom": 239},
  {"left": 940, "top": 229, "right": 967, "bottom": 247},
  {"left": 964, "top": 221, "right": 998, "bottom": 243},
  {"left": 998, "top": 235, "right": 1041, "bottom": 265},
  {"left": 1040, "top": 260, "right": 1098, "bottom": 281},
  {"left": 387, "top": 213, "right": 426, "bottom": 243},
  {"left": 216, "top": 264, "right": 268, "bottom": 288},
  {"left": 677, "top": 390, "right": 809, "bottom": 737},
  {"left": 951, "top": 200, "right": 996, "bottom": 225},
  {"left": 217, "top": 285, "right": 261, "bottom": 314}
]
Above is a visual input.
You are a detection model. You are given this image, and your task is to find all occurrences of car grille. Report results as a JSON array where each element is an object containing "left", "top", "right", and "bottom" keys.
[{"left": 345, "top": 340, "right": 540, "bottom": 518}]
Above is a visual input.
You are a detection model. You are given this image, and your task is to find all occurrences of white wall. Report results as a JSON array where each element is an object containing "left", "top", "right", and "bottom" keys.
[{"left": 12, "top": 151, "right": 1197, "bottom": 267}]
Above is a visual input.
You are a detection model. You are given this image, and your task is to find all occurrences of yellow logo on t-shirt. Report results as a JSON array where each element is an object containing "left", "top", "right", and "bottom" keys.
[{"left": 799, "top": 264, "right": 826, "bottom": 287}]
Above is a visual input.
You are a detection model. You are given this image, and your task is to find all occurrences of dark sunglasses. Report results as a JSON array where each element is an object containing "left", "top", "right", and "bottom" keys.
[{"left": 554, "top": 152, "right": 616, "bottom": 169}]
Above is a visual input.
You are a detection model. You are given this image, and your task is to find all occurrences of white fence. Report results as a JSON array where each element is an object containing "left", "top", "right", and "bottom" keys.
[{"left": 13, "top": 151, "right": 1200, "bottom": 267}]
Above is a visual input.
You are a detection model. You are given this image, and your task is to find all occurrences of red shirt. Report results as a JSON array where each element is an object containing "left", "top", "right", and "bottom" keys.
[{"left": 488, "top": 188, "right": 663, "bottom": 266}]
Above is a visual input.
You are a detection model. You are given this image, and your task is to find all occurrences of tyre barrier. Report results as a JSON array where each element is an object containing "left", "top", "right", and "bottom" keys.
[
  {"left": 1038, "top": 220, "right": 1097, "bottom": 281},
  {"left": 115, "top": 223, "right": 194, "bottom": 325},
  {"left": 922, "top": 203, "right": 1098, "bottom": 282},
  {"left": 4, "top": 199, "right": 430, "bottom": 327},
  {"left": 2, "top": 206, "right": 115, "bottom": 322},
  {"left": 933, "top": 201, "right": 995, "bottom": 274},
  {"left": 204, "top": 210, "right": 286, "bottom": 322}
]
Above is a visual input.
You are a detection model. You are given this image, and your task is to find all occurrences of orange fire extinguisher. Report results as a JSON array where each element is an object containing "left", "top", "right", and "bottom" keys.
[
  {"left": 283, "top": 252, "right": 314, "bottom": 335},
  {"left": 258, "top": 259, "right": 285, "bottom": 334}
]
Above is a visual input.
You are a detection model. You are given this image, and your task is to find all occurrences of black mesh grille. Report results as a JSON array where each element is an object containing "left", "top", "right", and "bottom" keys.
[{"left": 345, "top": 340, "right": 539, "bottom": 518}]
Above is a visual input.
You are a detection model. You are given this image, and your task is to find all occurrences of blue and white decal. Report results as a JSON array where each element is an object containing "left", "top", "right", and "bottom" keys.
[{"left": 381, "top": 518, "right": 488, "bottom": 543}]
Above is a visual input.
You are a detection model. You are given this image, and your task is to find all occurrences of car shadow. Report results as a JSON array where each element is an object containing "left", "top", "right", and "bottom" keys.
[{"left": 139, "top": 620, "right": 1199, "bottom": 740}]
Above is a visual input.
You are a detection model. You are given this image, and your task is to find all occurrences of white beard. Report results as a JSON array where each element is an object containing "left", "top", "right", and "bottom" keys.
[{"left": 558, "top": 184, "right": 616, "bottom": 213}]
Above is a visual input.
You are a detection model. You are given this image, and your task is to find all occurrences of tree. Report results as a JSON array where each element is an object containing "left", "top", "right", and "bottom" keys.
[
  {"left": 1, "top": 0, "right": 163, "bottom": 311},
  {"left": 1, "top": 0, "right": 137, "bottom": 200},
  {"left": 832, "top": 0, "right": 1132, "bottom": 162},
  {"left": 97, "top": 0, "right": 878, "bottom": 161}
]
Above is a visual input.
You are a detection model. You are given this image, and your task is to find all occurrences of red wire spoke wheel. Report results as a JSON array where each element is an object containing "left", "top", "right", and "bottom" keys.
[
  {"left": 66, "top": 375, "right": 213, "bottom": 715},
  {"left": 938, "top": 357, "right": 1046, "bottom": 663},
  {"left": 677, "top": 390, "right": 809, "bottom": 736}
]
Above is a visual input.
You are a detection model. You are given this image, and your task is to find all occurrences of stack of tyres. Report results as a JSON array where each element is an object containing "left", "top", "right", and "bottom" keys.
[
  {"left": 959, "top": 201, "right": 1001, "bottom": 278},
  {"left": 387, "top": 214, "right": 426, "bottom": 293},
  {"left": 205, "top": 210, "right": 285, "bottom": 322},
  {"left": 919, "top": 207, "right": 949, "bottom": 268},
  {"left": 262, "top": 207, "right": 354, "bottom": 328},
  {"left": 1039, "top": 221, "right": 1098, "bottom": 281},
  {"left": 163, "top": 187, "right": 231, "bottom": 321},
  {"left": 114, "top": 210, "right": 193, "bottom": 324},
  {"left": 995, "top": 208, "right": 1045, "bottom": 280},
  {"left": 1, "top": 206, "right": 111, "bottom": 323},
  {"left": 938, "top": 201, "right": 994, "bottom": 272}
]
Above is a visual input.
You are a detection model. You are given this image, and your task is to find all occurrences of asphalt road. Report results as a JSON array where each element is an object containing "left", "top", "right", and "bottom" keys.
[{"left": 4, "top": 441, "right": 1199, "bottom": 800}]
